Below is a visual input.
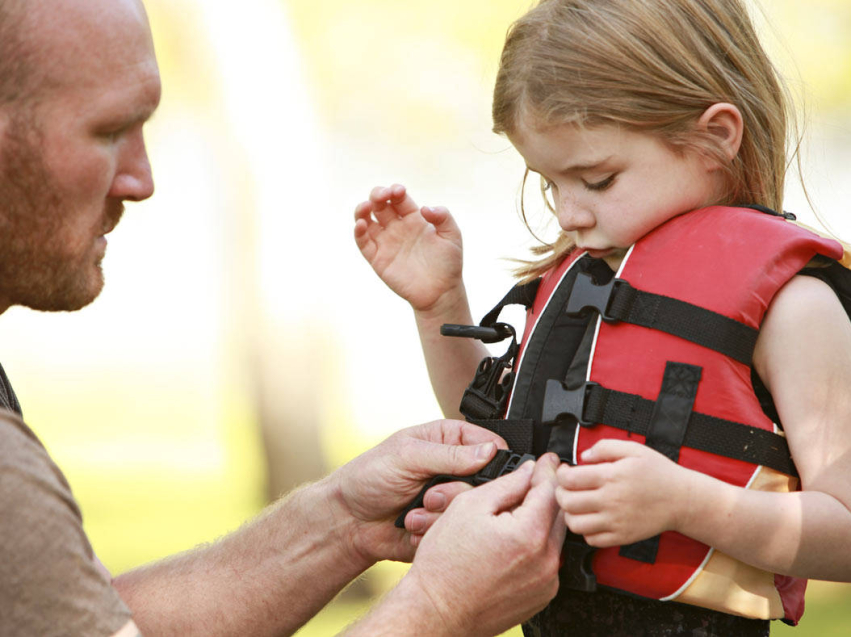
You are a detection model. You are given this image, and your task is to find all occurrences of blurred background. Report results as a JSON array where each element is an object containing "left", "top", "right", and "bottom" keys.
[{"left": 2, "top": 0, "right": 849, "bottom": 634}]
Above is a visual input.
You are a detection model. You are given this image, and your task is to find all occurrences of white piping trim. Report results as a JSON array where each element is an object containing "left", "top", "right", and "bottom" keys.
[
  {"left": 661, "top": 547, "right": 717, "bottom": 601},
  {"left": 505, "top": 252, "right": 587, "bottom": 414},
  {"left": 583, "top": 244, "right": 635, "bottom": 384},
  {"left": 661, "top": 464, "right": 765, "bottom": 601}
]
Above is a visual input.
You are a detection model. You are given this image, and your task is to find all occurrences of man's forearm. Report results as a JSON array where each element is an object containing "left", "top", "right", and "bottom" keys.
[
  {"left": 113, "top": 476, "right": 371, "bottom": 637},
  {"left": 342, "top": 573, "right": 453, "bottom": 637}
]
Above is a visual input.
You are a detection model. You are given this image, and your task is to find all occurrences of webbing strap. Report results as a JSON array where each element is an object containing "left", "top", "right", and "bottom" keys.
[
  {"left": 619, "top": 362, "right": 702, "bottom": 564},
  {"left": 468, "top": 418, "right": 535, "bottom": 455},
  {"left": 567, "top": 273, "right": 758, "bottom": 365},
  {"left": 480, "top": 278, "right": 541, "bottom": 327},
  {"left": 544, "top": 382, "right": 797, "bottom": 477}
]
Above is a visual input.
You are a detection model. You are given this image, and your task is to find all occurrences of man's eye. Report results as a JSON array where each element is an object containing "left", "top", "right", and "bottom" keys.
[{"left": 584, "top": 175, "right": 616, "bottom": 191}]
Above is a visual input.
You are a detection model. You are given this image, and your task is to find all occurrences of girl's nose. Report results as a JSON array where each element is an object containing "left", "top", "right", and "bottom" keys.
[{"left": 557, "top": 199, "right": 595, "bottom": 232}]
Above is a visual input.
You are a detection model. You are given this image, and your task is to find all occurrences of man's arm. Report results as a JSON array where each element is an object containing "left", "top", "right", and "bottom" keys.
[
  {"left": 114, "top": 420, "right": 506, "bottom": 636},
  {"left": 345, "top": 455, "right": 565, "bottom": 637}
]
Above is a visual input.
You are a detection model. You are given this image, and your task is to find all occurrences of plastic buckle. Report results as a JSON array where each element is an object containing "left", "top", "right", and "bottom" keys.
[
  {"left": 541, "top": 379, "right": 598, "bottom": 426},
  {"left": 561, "top": 532, "right": 598, "bottom": 592},
  {"left": 441, "top": 322, "right": 514, "bottom": 344},
  {"left": 565, "top": 272, "right": 623, "bottom": 321}
]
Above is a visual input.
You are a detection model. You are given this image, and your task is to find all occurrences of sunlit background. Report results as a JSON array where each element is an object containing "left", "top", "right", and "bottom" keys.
[{"left": 2, "top": 0, "right": 849, "bottom": 634}]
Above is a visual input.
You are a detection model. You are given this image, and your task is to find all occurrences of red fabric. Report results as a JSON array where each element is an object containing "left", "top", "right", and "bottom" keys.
[{"left": 518, "top": 206, "right": 841, "bottom": 618}]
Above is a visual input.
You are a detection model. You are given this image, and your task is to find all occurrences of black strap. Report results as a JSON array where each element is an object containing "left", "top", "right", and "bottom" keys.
[
  {"left": 644, "top": 362, "right": 702, "bottom": 464},
  {"left": 0, "top": 362, "right": 22, "bottom": 417},
  {"left": 394, "top": 449, "right": 536, "bottom": 528},
  {"left": 468, "top": 418, "right": 535, "bottom": 454},
  {"left": 542, "top": 381, "right": 797, "bottom": 477},
  {"left": 566, "top": 272, "right": 758, "bottom": 366},
  {"left": 545, "top": 320, "right": 598, "bottom": 460},
  {"left": 619, "top": 362, "right": 702, "bottom": 564},
  {"left": 480, "top": 278, "right": 541, "bottom": 327}
]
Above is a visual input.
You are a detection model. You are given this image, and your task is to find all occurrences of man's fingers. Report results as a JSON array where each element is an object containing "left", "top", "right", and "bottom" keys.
[
  {"left": 424, "top": 480, "right": 473, "bottom": 512},
  {"left": 402, "top": 438, "right": 499, "bottom": 488},
  {"left": 514, "top": 456, "right": 560, "bottom": 527},
  {"left": 446, "top": 420, "right": 508, "bottom": 449},
  {"left": 404, "top": 509, "right": 443, "bottom": 535},
  {"left": 470, "top": 460, "right": 535, "bottom": 513}
]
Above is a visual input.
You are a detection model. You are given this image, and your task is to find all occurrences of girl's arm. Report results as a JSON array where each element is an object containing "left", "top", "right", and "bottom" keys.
[
  {"left": 556, "top": 274, "right": 851, "bottom": 581},
  {"left": 354, "top": 184, "right": 487, "bottom": 418}
]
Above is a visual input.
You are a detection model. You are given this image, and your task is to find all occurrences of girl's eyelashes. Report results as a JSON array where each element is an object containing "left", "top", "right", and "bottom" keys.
[
  {"left": 583, "top": 174, "right": 617, "bottom": 191},
  {"left": 540, "top": 174, "right": 616, "bottom": 193}
]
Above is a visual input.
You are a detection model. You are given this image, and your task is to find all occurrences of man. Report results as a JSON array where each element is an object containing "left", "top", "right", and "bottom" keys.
[{"left": 0, "top": 1, "right": 565, "bottom": 635}]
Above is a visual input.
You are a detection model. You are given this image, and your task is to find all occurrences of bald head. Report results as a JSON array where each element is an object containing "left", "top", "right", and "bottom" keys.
[
  {"left": 0, "top": 0, "right": 154, "bottom": 106},
  {"left": 0, "top": 0, "right": 159, "bottom": 314}
]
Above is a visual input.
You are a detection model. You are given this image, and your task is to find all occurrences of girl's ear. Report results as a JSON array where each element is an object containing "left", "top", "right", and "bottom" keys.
[{"left": 698, "top": 103, "right": 744, "bottom": 163}]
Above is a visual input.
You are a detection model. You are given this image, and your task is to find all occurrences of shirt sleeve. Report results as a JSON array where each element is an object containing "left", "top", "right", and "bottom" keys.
[{"left": 0, "top": 410, "right": 132, "bottom": 637}]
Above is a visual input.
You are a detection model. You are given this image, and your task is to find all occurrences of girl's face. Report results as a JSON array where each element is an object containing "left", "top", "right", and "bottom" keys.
[{"left": 509, "top": 117, "right": 723, "bottom": 269}]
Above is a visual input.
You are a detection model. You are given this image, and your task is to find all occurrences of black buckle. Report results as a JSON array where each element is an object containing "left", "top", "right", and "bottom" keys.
[
  {"left": 542, "top": 379, "right": 598, "bottom": 426},
  {"left": 394, "top": 449, "right": 536, "bottom": 528},
  {"left": 441, "top": 322, "right": 514, "bottom": 344},
  {"left": 561, "top": 532, "right": 598, "bottom": 592},
  {"left": 565, "top": 272, "right": 623, "bottom": 321}
]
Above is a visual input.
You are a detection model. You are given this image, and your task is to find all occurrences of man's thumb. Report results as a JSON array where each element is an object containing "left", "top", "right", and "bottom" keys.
[
  {"left": 473, "top": 460, "right": 535, "bottom": 513},
  {"left": 421, "top": 440, "right": 499, "bottom": 478}
]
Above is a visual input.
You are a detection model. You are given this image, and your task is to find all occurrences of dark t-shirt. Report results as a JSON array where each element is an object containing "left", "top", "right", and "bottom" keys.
[{"left": 0, "top": 364, "right": 131, "bottom": 636}]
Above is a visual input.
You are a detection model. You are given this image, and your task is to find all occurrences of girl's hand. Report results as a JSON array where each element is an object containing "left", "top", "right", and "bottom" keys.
[
  {"left": 354, "top": 184, "right": 464, "bottom": 313},
  {"left": 555, "top": 440, "right": 691, "bottom": 548}
]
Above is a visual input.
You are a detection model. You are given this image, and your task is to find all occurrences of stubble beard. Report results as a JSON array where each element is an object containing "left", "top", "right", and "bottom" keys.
[{"left": 0, "top": 112, "right": 121, "bottom": 312}]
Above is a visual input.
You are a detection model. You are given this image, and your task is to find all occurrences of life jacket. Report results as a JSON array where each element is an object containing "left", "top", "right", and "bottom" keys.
[{"left": 452, "top": 205, "right": 851, "bottom": 624}]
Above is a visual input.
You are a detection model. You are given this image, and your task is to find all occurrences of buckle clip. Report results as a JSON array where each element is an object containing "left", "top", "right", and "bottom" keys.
[
  {"left": 542, "top": 379, "right": 598, "bottom": 426},
  {"left": 441, "top": 322, "right": 514, "bottom": 344},
  {"left": 561, "top": 532, "right": 598, "bottom": 592},
  {"left": 565, "top": 272, "right": 623, "bottom": 321}
]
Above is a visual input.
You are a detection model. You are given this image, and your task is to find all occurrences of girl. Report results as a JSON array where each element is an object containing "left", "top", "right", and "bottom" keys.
[{"left": 353, "top": 1, "right": 851, "bottom": 635}]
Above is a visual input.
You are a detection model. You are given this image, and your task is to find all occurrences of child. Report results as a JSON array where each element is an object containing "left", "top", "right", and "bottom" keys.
[{"left": 354, "top": 1, "right": 851, "bottom": 635}]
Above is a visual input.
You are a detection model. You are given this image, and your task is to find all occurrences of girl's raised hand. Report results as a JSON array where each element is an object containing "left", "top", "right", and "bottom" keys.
[
  {"left": 555, "top": 440, "right": 691, "bottom": 548},
  {"left": 354, "top": 184, "right": 463, "bottom": 313}
]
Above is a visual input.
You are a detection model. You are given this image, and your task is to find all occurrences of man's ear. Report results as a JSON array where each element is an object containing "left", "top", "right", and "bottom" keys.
[{"left": 698, "top": 102, "right": 744, "bottom": 164}]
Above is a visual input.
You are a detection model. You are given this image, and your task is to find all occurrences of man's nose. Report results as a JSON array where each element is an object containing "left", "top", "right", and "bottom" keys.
[{"left": 109, "top": 130, "right": 155, "bottom": 202}]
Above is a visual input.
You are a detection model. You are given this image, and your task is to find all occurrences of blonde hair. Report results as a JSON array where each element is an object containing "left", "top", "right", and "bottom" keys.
[{"left": 493, "top": 0, "right": 793, "bottom": 278}]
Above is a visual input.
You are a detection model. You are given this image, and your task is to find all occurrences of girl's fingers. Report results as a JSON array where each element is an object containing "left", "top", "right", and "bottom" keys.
[
  {"left": 555, "top": 486, "right": 600, "bottom": 515},
  {"left": 373, "top": 205, "right": 398, "bottom": 228},
  {"left": 556, "top": 464, "right": 607, "bottom": 491}
]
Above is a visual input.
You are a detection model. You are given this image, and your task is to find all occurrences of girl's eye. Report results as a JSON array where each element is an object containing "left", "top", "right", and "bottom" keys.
[
  {"left": 542, "top": 178, "right": 555, "bottom": 192},
  {"left": 584, "top": 175, "right": 616, "bottom": 191}
]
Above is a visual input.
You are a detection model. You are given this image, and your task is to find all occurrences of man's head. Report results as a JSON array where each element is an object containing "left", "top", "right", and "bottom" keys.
[{"left": 0, "top": 0, "right": 161, "bottom": 313}]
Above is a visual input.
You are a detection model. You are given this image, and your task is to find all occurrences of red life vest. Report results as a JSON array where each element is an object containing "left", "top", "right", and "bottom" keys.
[{"left": 506, "top": 206, "right": 845, "bottom": 623}]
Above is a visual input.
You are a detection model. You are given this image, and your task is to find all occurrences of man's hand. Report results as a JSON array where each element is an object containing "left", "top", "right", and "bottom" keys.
[
  {"left": 345, "top": 454, "right": 565, "bottom": 637},
  {"left": 330, "top": 419, "right": 508, "bottom": 566}
]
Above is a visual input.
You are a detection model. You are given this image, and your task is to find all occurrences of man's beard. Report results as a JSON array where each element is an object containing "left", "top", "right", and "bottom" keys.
[{"left": 0, "top": 113, "right": 122, "bottom": 312}]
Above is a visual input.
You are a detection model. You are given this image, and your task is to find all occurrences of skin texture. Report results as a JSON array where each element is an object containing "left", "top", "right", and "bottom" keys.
[
  {"left": 506, "top": 109, "right": 737, "bottom": 269},
  {"left": 115, "top": 421, "right": 563, "bottom": 637},
  {"left": 555, "top": 275, "right": 851, "bottom": 581},
  {"left": 354, "top": 103, "right": 851, "bottom": 586},
  {"left": 344, "top": 453, "right": 565, "bottom": 637},
  {"left": 0, "top": 0, "right": 159, "bottom": 313},
  {"left": 0, "top": 1, "right": 566, "bottom": 635},
  {"left": 355, "top": 184, "right": 489, "bottom": 420}
]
